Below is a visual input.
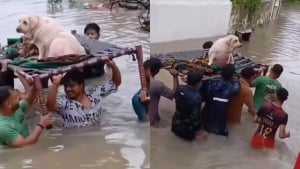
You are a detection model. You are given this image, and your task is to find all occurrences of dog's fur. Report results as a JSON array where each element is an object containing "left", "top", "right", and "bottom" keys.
[
  {"left": 208, "top": 35, "right": 242, "bottom": 67},
  {"left": 16, "top": 15, "right": 86, "bottom": 59}
]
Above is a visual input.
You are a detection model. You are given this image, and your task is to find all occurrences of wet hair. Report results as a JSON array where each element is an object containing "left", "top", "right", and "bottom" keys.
[
  {"left": 84, "top": 23, "right": 100, "bottom": 35},
  {"left": 61, "top": 70, "right": 85, "bottom": 86},
  {"left": 0, "top": 86, "right": 12, "bottom": 107},
  {"left": 187, "top": 69, "right": 203, "bottom": 86},
  {"left": 221, "top": 64, "right": 236, "bottom": 80},
  {"left": 149, "top": 57, "right": 162, "bottom": 76},
  {"left": 276, "top": 87, "right": 289, "bottom": 102},
  {"left": 202, "top": 41, "right": 213, "bottom": 49},
  {"left": 271, "top": 64, "right": 283, "bottom": 77},
  {"left": 240, "top": 66, "right": 255, "bottom": 79}
]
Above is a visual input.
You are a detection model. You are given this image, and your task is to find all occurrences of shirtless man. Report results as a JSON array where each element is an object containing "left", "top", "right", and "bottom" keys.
[
  {"left": 227, "top": 66, "right": 257, "bottom": 123},
  {"left": 251, "top": 87, "right": 290, "bottom": 149},
  {"left": 148, "top": 57, "right": 178, "bottom": 126}
]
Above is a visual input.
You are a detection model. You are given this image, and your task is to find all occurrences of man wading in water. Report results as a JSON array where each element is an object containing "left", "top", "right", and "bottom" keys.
[
  {"left": 148, "top": 57, "right": 178, "bottom": 126},
  {"left": 172, "top": 69, "right": 208, "bottom": 141},
  {"left": 0, "top": 72, "right": 51, "bottom": 147},
  {"left": 46, "top": 56, "right": 121, "bottom": 128},
  {"left": 251, "top": 87, "right": 290, "bottom": 149},
  {"left": 253, "top": 64, "right": 283, "bottom": 110}
]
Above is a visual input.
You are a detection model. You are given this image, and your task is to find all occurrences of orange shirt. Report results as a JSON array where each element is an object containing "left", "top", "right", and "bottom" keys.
[{"left": 227, "top": 78, "right": 255, "bottom": 123}]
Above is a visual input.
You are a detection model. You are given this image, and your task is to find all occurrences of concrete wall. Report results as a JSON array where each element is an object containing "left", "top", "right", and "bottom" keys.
[{"left": 150, "top": 0, "right": 232, "bottom": 43}]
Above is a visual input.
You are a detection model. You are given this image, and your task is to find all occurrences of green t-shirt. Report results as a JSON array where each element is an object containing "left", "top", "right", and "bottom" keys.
[
  {"left": 0, "top": 100, "right": 29, "bottom": 146},
  {"left": 253, "top": 76, "right": 282, "bottom": 110}
]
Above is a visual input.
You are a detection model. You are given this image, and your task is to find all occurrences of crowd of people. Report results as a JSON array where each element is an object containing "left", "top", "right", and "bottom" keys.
[
  {"left": 133, "top": 56, "right": 290, "bottom": 149},
  {"left": 0, "top": 22, "right": 291, "bottom": 150}
]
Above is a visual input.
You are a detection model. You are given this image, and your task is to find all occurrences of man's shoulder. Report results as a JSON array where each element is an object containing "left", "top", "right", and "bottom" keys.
[
  {"left": 0, "top": 122, "right": 13, "bottom": 133},
  {"left": 0, "top": 119, "right": 9, "bottom": 126},
  {"left": 150, "top": 78, "right": 164, "bottom": 86},
  {"left": 254, "top": 76, "right": 268, "bottom": 84},
  {"left": 150, "top": 79, "right": 168, "bottom": 90}
]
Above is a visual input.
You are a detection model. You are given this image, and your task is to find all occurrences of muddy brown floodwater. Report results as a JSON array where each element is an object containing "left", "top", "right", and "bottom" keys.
[
  {"left": 0, "top": 0, "right": 149, "bottom": 169},
  {"left": 150, "top": 2, "right": 300, "bottom": 169}
]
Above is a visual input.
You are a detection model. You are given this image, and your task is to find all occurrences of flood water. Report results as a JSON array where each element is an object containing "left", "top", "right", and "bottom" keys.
[
  {"left": 151, "top": 2, "right": 300, "bottom": 169},
  {"left": 0, "top": 0, "right": 149, "bottom": 169}
]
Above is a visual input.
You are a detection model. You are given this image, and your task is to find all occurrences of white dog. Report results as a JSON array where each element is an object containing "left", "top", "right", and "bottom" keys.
[
  {"left": 16, "top": 15, "right": 86, "bottom": 59},
  {"left": 208, "top": 35, "right": 242, "bottom": 67}
]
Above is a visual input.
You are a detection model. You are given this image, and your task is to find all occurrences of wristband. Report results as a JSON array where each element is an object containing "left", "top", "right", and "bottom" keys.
[{"left": 37, "top": 123, "right": 45, "bottom": 130}]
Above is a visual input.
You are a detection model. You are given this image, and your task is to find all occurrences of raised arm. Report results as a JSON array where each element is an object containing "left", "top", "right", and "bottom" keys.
[
  {"left": 106, "top": 58, "right": 121, "bottom": 87},
  {"left": 14, "top": 72, "right": 36, "bottom": 105},
  {"left": 169, "top": 69, "right": 179, "bottom": 95},
  {"left": 46, "top": 74, "right": 64, "bottom": 112}
]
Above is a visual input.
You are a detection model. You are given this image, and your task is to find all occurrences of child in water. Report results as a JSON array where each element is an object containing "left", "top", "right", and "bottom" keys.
[
  {"left": 84, "top": 23, "right": 101, "bottom": 40},
  {"left": 251, "top": 87, "right": 290, "bottom": 149},
  {"left": 82, "top": 23, "right": 105, "bottom": 78}
]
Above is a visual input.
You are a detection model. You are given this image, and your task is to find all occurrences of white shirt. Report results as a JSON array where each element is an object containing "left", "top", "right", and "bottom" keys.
[{"left": 57, "top": 80, "right": 117, "bottom": 128}]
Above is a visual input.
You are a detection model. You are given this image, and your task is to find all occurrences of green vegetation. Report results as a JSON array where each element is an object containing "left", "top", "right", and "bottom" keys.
[{"left": 233, "top": 0, "right": 262, "bottom": 15}]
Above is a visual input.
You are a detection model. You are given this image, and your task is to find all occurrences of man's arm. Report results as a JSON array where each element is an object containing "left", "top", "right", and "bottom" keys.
[
  {"left": 46, "top": 83, "right": 60, "bottom": 112},
  {"left": 172, "top": 75, "right": 179, "bottom": 95},
  {"left": 22, "top": 85, "right": 36, "bottom": 106},
  {"left": 10, "top": 125, "right": 44, "bottom": 148},
  {"left": 108, "top": 60, "right": 121, "bottom": 87},
  {"left": 253, "top": 105, "right": 265, "bottom": 123},
  {"left": 244, "top": 89, "right": 257, "bottom": 116},
  {"left": 278, "top": 114, "right": 290, "bottom": 139},
  {"left": 158, "top": 82, "right": 174, "bottom": 100},
  {"left": 0, "top": 114, "right": 51, "bottom": 148},
  {"left": 278, "top": 125, "right": 290, "bottom": 139},
  {"left": 15, "top": 72, "right": 36, "bottom": 105},
  {"left": 251, "top": 76, "right": 263, "bottom": 87},
  {"left": 169, "top": 69, "right": 179, "bottom": 95},
  {"left": 11, "top": 113, "right": 51, "bottom": 147}
]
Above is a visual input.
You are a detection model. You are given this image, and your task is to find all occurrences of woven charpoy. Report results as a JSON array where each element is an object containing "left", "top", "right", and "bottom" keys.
[
  {"left": 5, "top": 35, "right": 137, "bottom": 79},
  {"left": 151, "top": 49, "right": 267, "bottom": 80}
]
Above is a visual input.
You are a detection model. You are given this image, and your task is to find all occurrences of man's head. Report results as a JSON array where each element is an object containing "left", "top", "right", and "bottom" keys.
[
  {"left": 221, "top": 64, "right": 236, "bottom": 80},
  {"left": 202, "top": 41, "right": 213, "bottom": 49},
  {"left": 84, "top": 23, "right": 100, "bottom": 40},
  {"left": 240, "top": 66, "right": 255, "bottom": 84},
  {"left": 186, "top": 69, "right": 203, "bottom": 87},
  {"left": 61, "top": 70, "right": 85, "bottom": 99},
  {"left": 275, "top": 87, "right": 289, "bottom": 103},
  {"left": 0, "top": 86, "right": 20, "bottom": 115},
  {"left": 270, "top": 64, "right": 283, "bottom": 79},
  {"left": 146, "top": 57, "right": 162, "bottom": 77},
  {"left": 143, "top": 59, "right": 150, "bottom": 80}
]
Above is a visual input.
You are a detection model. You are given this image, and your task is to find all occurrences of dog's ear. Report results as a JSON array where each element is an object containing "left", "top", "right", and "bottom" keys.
[
  {"left": 226, "top": 37, "right": 233, "bottom": 46},
  {"left": 29, "top": 15, "right": 40, "bottom": 30}
]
